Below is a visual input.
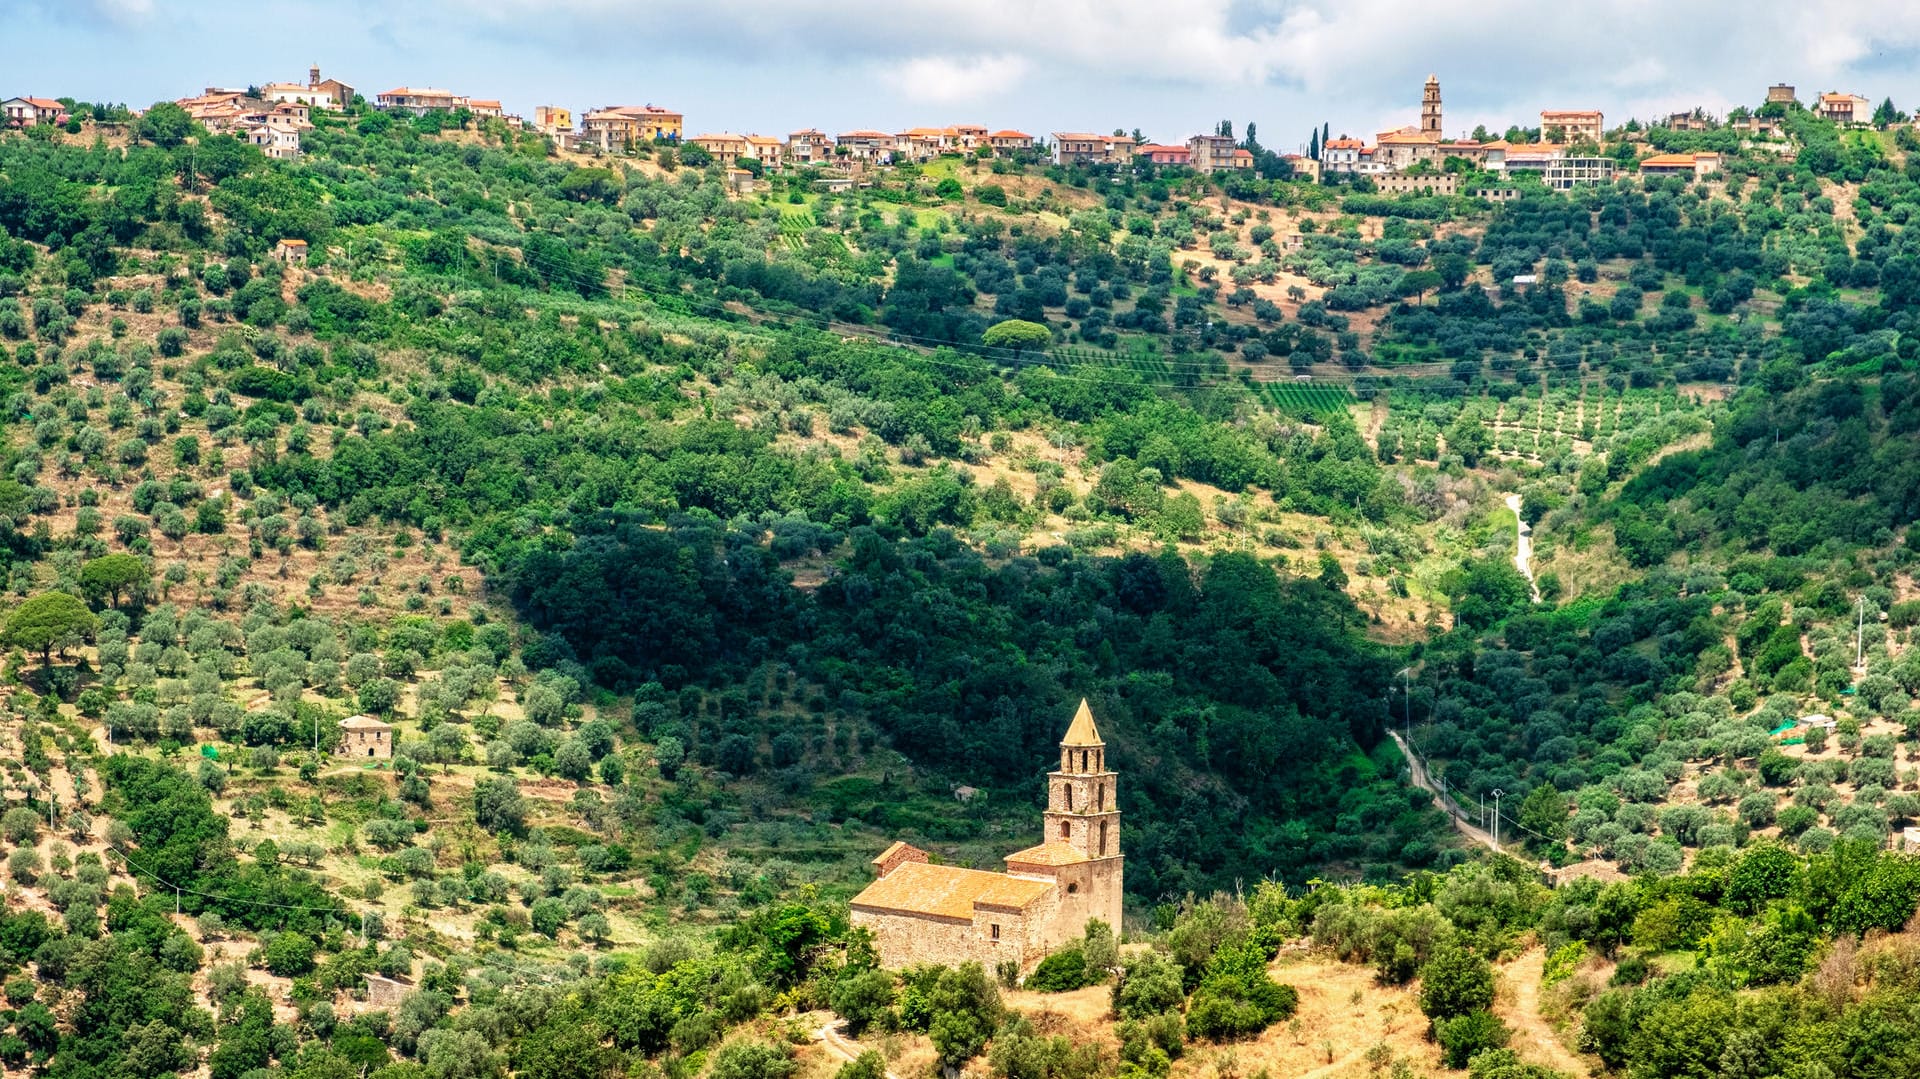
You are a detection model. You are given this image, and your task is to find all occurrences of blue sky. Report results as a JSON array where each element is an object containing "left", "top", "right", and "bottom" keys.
[{"left": 14, "top": 0, "right": 1920, "bottom": 151}]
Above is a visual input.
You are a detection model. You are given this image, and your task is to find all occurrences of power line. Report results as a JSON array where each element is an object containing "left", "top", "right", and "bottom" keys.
[{"left": 105, "top": 842, "right": 356, "bottom": 916}]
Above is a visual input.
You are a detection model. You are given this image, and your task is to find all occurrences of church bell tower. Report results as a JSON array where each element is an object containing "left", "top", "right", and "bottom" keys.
[
  {"left": 1044, "top": 699, "right": 1121, "bottom": 862},
  {"left": 1422, "top": 74, "right": 1443, "bottom": 138}
]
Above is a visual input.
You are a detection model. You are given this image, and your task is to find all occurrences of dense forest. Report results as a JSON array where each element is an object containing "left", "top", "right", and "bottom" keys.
[{"left": 3, "top": 87, "right": 1920, "bottom": 1079}]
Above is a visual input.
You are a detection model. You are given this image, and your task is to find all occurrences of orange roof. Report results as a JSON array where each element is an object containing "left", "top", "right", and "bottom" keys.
[
  {"left": 277, "top": 239, "right": 309, "bottom": 247},
  {"left": 1004, "top": 842, "right": 1090, "bottom": 867},
  {"left": 871, "top": 840, "right": 919, "bottom": 866},
  {"left": 1540, "top": 110, "right": 1602, "bottom": 119},
  {"left": 902, "top": 127, "right": 956, "bottom": 137},
  {"left": 17, "top": 97, "right": 63, "bottom": 109},
  {"left": 838, "top": 129, "right": 892, "bottom": 138},
  {"left": 1136, "top": 144, "right": 1188, "bottom": 154},
  {"left": 467, "top": 99, "right": 502, "bottom": 109},
  {"left": 382, "top": 88, "right": 457, "bottom": 97},
  {"left": 850, "top": 860, "right": 1051, "bottom": 920},
  {"left": 1639, "top": 153, "right": 1698, "bottom": 167},
  {"left": 1324, "top": 137, "right": 1365, "bottom": 150},
  {"left": 339, "top": 714, "right": 389, "bottom": 729},
  {"left": 1052, "top": 132, "right": 1109, "bottom": 141},
  {"left": 990, "top": 130, "right": 1031, "bottom": 139},
  {"left": 1232, "top": 149, "right": 1253, "bottom": 160},
  {"left": 745, "top": 134, "right": 782, "bottom": 145}
]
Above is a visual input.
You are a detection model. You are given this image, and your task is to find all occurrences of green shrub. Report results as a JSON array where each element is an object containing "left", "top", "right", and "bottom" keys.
[
  {"left": 1437, "top": 1010, "right": 1511, "bottom": 1068},
  {"left": 1025, "top": 945, "right": 1090, "bottom": 992}
]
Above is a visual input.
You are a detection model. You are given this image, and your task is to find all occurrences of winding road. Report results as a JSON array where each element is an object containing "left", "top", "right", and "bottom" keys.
[
  {"left": 1389, "top": 730, "right": 1498, "bottom": 851},
  {"left": 814, "top": 1020, "right": 900, "bottom": 1079}
]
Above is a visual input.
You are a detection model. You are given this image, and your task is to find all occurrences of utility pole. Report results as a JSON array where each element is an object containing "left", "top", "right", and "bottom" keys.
[
  {"left": 1492, "top": 788, "right": 1505, "bottom": 852},
  {"left": 1856, "top": 595, "right": 1866, "bottom": 671},
  {"left": 1397, "top": 666, "right": 1414, "bottom": 746}
]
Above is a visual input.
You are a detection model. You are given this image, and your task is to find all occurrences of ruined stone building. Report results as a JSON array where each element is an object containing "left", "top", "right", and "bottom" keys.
[{"left": 850, "top": 700, "right": 1123, "bottom": 970}]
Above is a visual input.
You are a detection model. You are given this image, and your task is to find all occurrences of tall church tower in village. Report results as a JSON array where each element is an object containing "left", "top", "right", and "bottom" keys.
[
  {"left": 1035, "top": 699, "right": 1124, "bottom": 934},
  {"left": 1421, "top": 74, "right": 1443, "bottom": 138}
]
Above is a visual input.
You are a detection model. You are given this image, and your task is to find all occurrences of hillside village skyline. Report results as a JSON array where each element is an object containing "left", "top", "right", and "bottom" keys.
[{"left": 17, "top": 1, "right": 1920, "bottom": 144}]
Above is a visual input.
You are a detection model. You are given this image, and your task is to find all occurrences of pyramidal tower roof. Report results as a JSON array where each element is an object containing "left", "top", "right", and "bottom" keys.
[{"left": 1061, "top": 698, "right": 1104, "bottom": 746}]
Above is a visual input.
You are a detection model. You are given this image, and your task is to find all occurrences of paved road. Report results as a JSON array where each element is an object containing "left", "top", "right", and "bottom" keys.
[{"left": 1389, "top": 730, "right": 1498, "bottom": 851}]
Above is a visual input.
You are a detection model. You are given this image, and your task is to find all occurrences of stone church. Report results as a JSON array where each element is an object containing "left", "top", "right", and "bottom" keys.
[{"left": 850, "top": 700, "right": 1123, "bottom": 970}]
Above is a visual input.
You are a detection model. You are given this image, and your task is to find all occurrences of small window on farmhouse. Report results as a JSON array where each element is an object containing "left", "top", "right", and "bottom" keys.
[
  {"left": 991, "top": 924, "right": 1000, "bottom": 941},
  {"left": 1067, "top": 883, "right": 1079, "bottom": 894},
  {"left": 1059, "top": 821, "right": 1070, "bottom": 839}
]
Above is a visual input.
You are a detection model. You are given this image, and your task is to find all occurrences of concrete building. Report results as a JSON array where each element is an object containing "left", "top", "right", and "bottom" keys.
[
  {"left": 851, "top": 700, "right": 1124, "bottom": 971},
  {"left": 988, "top": 130, "right": 1035, "bottom": 152},
  {"left": 786, "top": 129, "right": 834, "bottom": 165},
  {"left": 1767, "top": 83, "right": 1798, "bottom": 106},
  {"left": 376, "top": 88, "right": 466, "bottom": 114},
  {"left": 1375, "top": 172, "right": 1458, "bottom": 196},
  {"left": 466, "top": 99, "right": 504, "bottom": 119},
  {"left": 533, "top": 106, "right": 572, "bottom": 137},
  {"left": 580, "top": 105, "right": 682, "bottom": 150},
  {"left": 1815, "top": 92, "right": 1872, "bottom": 125},
  {"left": 688, "top": 132, "right": 751, "bottom": 167},
  {"left": 1050, "top": 133, "right": 1134, "bottom": 166},
  {"left": 1540, "top": 109, "right": 1604, "bottom": 143},
  {"left": 744, "top": 134, "right": 784, "bottom": 168},
  {"left": 1543, "top": 156, "right": 1617, "bottom": 190},
  {"left": 1186, "top": 133, "right": 1240, "bottom": 173},
  {"left": 336, "top": 715, "right": 393, "bottom": 759},
  {"left": 836, "top": 130, "right": 896, "bottom": 165}
]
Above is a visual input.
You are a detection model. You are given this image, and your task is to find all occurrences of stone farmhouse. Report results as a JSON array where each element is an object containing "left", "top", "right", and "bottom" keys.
[
  {"left": 336, "top": 715, "right": 393, "bottom": 759},
  {"left": 851, "top": 700, "right": 1123, "bottom": 971}
]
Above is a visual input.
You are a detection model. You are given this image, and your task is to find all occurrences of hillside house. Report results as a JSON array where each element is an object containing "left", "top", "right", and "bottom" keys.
[
  {"left": 336, "top": 715, "right": 393, "bottom": 759},
  {"left": 1639, "top": 151, "right": 1722, "bottom": 179},
  {"left": 988, "top": 130, "right": 1034, "bottom": 152},
  {"left": 3, "top": 97, "right": 66, "bottom": 127},
  {"left": 1766, "top": 83, "right": 1798, "bottom": 105},
  {"left": 1320, "top": 135, "right": 1366, "bottom": 174},
  {"left": 307, "top": 66, "right": 356, "bottom": 110},
  {"left": 581, "top": 104, "right": 682, "bottom": 150},
  {"left": 377, "top": 87, "right": 466, "bottom": 114},
  {"left": 744, "top": 134, "right": 784, "bottom": 168},
  {"left": 851, "top": 701, "right": 1124, "bottom": 971},
  {"left": 261, "top": 82, "right": 334, "bottom": 109},
  {"left": 786, "top": 129, "right": 834, "bottom": 165},
  {"left": 688, "top": 133, "right": 751, "bottom": 166},
  {"left": 273, "top": 239, "right": 309, "bottom": 264},
  {"left": 533, "top": 106, "right": 572, "bottom": 137},
  {"left": 1815, "top": 92, "right": 1871, "bottom": 125},
  {"left": 1185, "top": 133, "right": 1241, "bottom": 173},
  {"left": 1137, "top": 144, "right": 1190, "bottom": 166},
  {"left": 1540, "top": 109, "right": 1604, "bottom": 143},
  {"left": 466, "top": 99, "right": 505, "bottom": 119},
  {"left": 835, "top": 131, "right": 895, "bottom": 165},
  {"left": 1050, "top": 133, "right": 1134, "bottom": 166}
]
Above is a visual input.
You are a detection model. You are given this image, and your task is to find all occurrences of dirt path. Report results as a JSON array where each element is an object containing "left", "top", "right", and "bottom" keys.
[
  {"left": 1389, "top": 731, "right": 1498, "bottom": 851},
  {"left": 1504, "top": 493, "right": 1542, "bottom": 603},
  {"left": 1500, "top": 949, "right": 1592, "bottom": 1077},
  {"left": 814, "top": 1020, "right": 900, "bottom": 1079}
]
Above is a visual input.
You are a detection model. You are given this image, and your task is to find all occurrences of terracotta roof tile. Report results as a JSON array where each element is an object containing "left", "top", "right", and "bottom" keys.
[
  {"left": 850, "top": 861, "right": 1051, "bottom": 920},
  {"left": 1004, "top": 842, "right": 1090, "bottom": 867}
]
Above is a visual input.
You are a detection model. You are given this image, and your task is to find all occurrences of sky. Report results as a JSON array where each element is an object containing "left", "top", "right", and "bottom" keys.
[{"left": 13, "top": 0, "right": 1920, "bottom": 151}]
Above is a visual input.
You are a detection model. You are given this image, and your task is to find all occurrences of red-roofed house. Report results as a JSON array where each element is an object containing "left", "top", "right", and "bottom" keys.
[
  {"left": 1137, "top": 143, "right": 1190, "bottom": 166},
  {"left": 836, "top": 130, "right": 895, "bottom": 164},
  {"left": 1815, "top": 92, "right": 1872, "bottom": 125},
  {"left": 787, "top": 129, "right": 834, "bottom": 165},
  {"left": 988, "top": 130, "right": 1034, "bottom": 152},
  {"left": 1539, "top": 109, "right": 1604, "bottom": 143},
  {"left": 1639, "top": 151, "right": 1722, "bottom": 179},
  {"left": 1320, "top": 135, "right": 1366, "bottom": 174},
  {"left": 377, "top": 88, "right": 467, "bottom": 114},
  {"left": 3, "top": 97, "right": 66, "bottom": 127},
  {"left": 466, "top": 99, "right": 504, "bottom": 119}
]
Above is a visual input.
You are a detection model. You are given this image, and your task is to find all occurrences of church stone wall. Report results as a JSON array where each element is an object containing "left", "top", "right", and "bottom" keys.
[{"left": 853, "top": 907, "right": 1037, "bottom": 970}]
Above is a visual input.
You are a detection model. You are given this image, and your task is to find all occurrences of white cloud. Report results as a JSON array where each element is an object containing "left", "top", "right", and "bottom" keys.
[{"left": 879, "top": 54, "right": 1031, "bottom": 105}]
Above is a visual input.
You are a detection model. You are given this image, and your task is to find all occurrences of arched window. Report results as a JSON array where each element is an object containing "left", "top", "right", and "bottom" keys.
[
  {"left": 1099, "top": 820, "right": 1109, "bottom": 856},
  {"left": 1064, "top": 785, "right": 1074, "bottom": 811},
  {"left": 1059, "top": 821, "right": 1071, "bottom": 839}
]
